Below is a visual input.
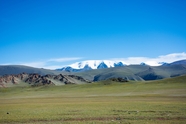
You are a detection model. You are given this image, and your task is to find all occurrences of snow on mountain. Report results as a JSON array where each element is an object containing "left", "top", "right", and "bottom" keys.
[
  {"left": 69, "top": 60, "right": 126, "bottom": 69},
  {"left": 158, "top": 62, "right": 168, "bottom": 66},
  {"left": 57, "top": 60, "right": 172, "bottom": 72},
  {"left": 140, "top": 62, "right": 148, "bottom": 66},
  {"left": 140, "top": 62, "right": 165, "bottom": 66}
]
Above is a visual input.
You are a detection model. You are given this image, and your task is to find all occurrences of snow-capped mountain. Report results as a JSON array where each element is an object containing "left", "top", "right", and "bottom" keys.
[
  {"left": 158, "top": 62, "right": 168, "bottom": 66},
  {"left": 56, "top": 60, "right": 172, "bottom": 72},
  {"left": 57, "top": 60, "right": 127, "bottom": 72},
  {"left": 71, "top": 60, "right": 127, "bottom": 69}
]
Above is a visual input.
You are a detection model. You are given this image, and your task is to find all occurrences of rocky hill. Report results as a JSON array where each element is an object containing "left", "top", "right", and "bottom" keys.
[{"left": 0, "top": 73, "right": 91, "bottom": 87}]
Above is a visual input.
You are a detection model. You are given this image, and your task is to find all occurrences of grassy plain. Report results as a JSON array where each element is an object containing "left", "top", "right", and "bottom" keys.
[{"left": 0, "top": 75, "right": 186, "bottom": 124}]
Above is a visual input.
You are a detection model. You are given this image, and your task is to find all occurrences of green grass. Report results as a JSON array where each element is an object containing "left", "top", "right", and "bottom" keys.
[{"left": 0, "top": 75, "right": 186, "bottom": 123}]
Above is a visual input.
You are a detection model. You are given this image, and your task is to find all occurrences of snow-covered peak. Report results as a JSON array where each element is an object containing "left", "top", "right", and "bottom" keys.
[
  {"left": 57, "top": 59, "right": 186, "bottom": 73},
  {"left": 140, "top": 62, "right": 147, "bottom": 66},
  {"left": 69, "top": 60, "right": 126, "bottom": 69},
  {"left": 56, "top": 59, "right": 186, "bottom": 72}
]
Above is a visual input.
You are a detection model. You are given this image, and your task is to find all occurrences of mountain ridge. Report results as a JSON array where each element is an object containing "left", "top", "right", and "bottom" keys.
[
  {"left": 1, "top": 59, "right": 186, "bottom": 83},
  {"left": 57, "top": 59, "right": 186, "bottom": 72},
  {"left": 0, "top": 65, "right": 64, "bottom": 76},
  {"left": 57, "top": 60, "right": 127, "bottom": 72},
  {"left": 74, "top": 64, "right": 186, "bottom": 81}
]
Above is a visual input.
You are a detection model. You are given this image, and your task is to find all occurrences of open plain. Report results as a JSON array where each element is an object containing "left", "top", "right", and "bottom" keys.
[{"left": 0, "top": 75, "right": 186, "bottom": 124}]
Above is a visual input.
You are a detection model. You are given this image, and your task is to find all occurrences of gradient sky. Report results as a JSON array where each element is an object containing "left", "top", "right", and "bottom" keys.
[{"left": 0, "top": 0, "right": 186, "bottom": 69}]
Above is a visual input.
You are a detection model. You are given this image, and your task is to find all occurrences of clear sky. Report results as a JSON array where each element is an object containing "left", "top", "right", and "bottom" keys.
[{"left": 0, "top": 0, "right": 186, "bottom": 69}]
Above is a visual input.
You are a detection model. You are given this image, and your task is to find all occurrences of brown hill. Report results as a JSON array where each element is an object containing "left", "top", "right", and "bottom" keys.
[{"left": 0, "top": 73, "right": 90, "bottom": 87}]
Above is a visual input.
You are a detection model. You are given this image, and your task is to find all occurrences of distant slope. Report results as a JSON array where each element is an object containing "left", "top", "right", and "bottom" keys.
[
  {"left": 0, "top": 73, "right": 90, "bottom": 87},
  {"left": 73, "top": 65, "right": 149, "bottom": 81},
  {"left": 0, "top": 65, "right": 64, "bottom": 76},
  {"left": 168, "top": 59, "right": 186, "bottom": 65},
  {"left": 74, "top": 64, "right": 186, "bottom": 81},
  {"left": 147, "top": 74, "right": 186, "bottom": 84}
]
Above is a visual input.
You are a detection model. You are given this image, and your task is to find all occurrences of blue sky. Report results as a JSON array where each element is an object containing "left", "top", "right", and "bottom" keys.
[{"left": 0, "top": 0, "right": 186, "bottom": 69}]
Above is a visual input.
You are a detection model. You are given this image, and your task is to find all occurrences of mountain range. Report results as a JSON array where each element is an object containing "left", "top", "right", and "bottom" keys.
[
  {"left": 56, "top": 60, "right": 186, "bottom": 72},
  {"left": 0, "top": 60, "right": 186, "bottom": 86},
  {"left": 72, "top": 60, "right": 186, "bottom": 81}
]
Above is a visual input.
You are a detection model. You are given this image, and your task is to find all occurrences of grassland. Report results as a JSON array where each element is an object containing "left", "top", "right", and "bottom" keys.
[{"left": 0, "top": 75, "right": 186, "bottom": 124}]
